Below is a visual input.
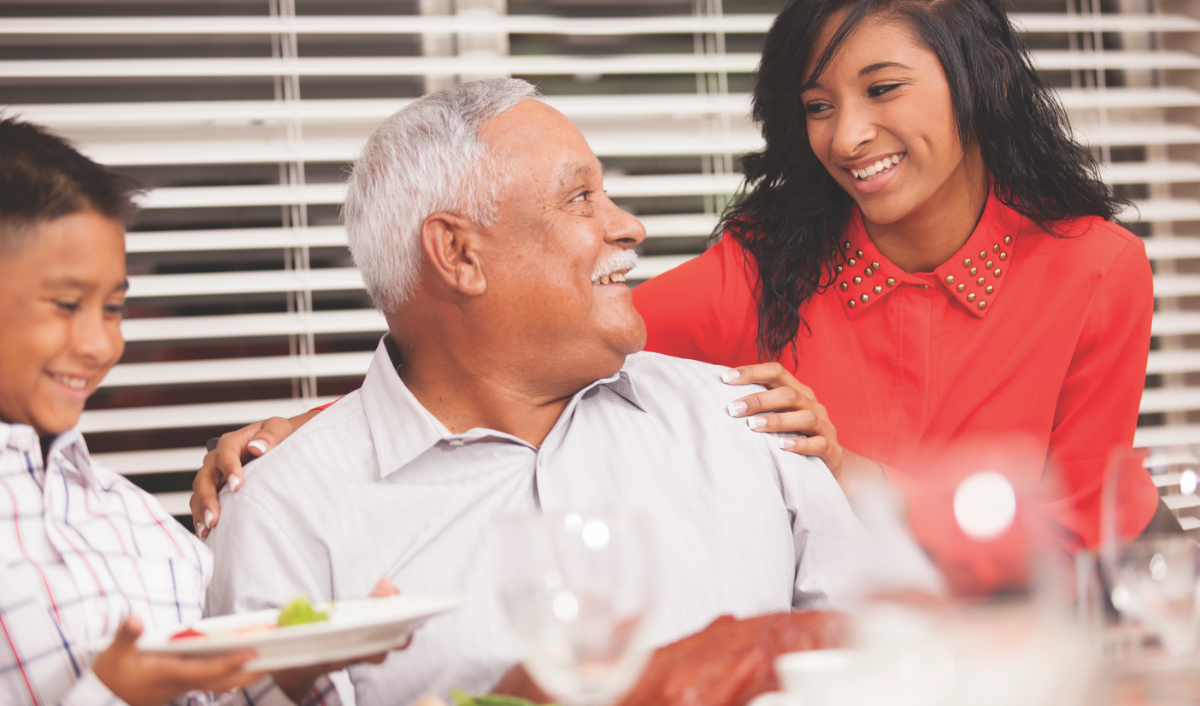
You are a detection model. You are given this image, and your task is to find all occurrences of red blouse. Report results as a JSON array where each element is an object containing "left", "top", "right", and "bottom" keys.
[{"left": 634, "top": 195, "right": 1157, "bottom": 555}]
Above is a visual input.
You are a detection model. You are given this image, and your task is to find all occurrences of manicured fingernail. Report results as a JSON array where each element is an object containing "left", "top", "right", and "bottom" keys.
[
  {"left": 228, "top": 475, "right": 241, "bottom": 492},
  {"left": 204, "top": 509, "right": 214, "bottom": 527},
  {"left": 726, "top": 401, "right": 747, "bottom": 417},
  {"left": 746, "top": 416, "right": 767, "bottom": 430},
  {"left": 721, "top": 369, "right": 741, "bottom": 383},
  {"left": 778, "top": 437, "right": 796, "bottom": 450},
  {"left": 248, "top": 440, "right": 268, "bottom": 455},
  {"left": 195, "top": 521, "right": 205, "bottom": 534}
]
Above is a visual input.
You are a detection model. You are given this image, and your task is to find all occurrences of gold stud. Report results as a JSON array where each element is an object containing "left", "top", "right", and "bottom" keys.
[
  {"left": 980, "top": 250, "right": 987, "bottom": 259},
  {"left": 840, "top": 282, "right": 849, "bottom": 291},
  {"left": 856, "top": 249, "right": 864, "bottom": 258},
  {"left": 836, "top": 264, "right": 844, "bottom": 273},
  {"left": 871, "top": 261, "right": 880, "bottom": 270},
  {"left": 994, "top": 268, "right": 1001, "bottom": 277},
  {"left": 945, "top": 275, "right": 955, "bottom": 284},
  {"left": 865, "top": 268, "right": 874, "bottom": 276},
  {"left": 967, "top": 293, "right": 976, "bottom": 302},
  {"left": 977, "top": 277, "right": 985, "bottom": 286},
  {"left": 969, "top": 267, "right": 977, "bottom": 276},
  {"left": 886, "top": 278, "right": 896, "bottom": 287},
  {"left": 861, "top": 293, "right": 869, "bottom": 303},
  {"left": 993, "top": 244, "right": 1000, "bottom": 253},
  {"left": 874, "top": 285, "right": 882, "bottom": 294},
  {"left": 957, "top": 283, "right": 965, "bottom": 292},
  {"left": 844, "top": 240, "right": 852, "bottom": 249},
  {"left": 978, "top": 301, "right": 987, "bottom": 310},
  {"left": 999, "top": 252, "right": 1007, "bottom": 261},
  {"left": 920, "top": 284, "right": 930, "bottom": 290},
  {"left": 848, "top": 258, "right": 857, "bottom": 266},
  {"left": 1004, "top": 236, "right": 1012, "bottom": 245},
  {"left": 986, "top": 285, "right": 994, "bottom": 294},
  {"left": 853, "top": 276, "right": 862, "bottom": 285},
  {"left": 963, "top": 258, "right": 972, "bottom": 267},
  {"left": 848, "top": 299, "right": 857, "bottom": 308}
]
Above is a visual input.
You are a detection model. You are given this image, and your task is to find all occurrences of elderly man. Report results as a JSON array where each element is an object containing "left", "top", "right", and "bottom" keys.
[{"left": 204, "top": 78, "right": 866, "bottom": 704}]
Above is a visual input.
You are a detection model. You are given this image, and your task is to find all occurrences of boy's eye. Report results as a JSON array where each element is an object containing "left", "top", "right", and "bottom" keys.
[
  {"left": 55, "top": 300, "right": 80, "bottom": 313},
  {"left": 104, "top": 303, "right": 127, "bottom": 318},
  {"left": 868, "top": 83, "right": 903, "bottom": 98}
]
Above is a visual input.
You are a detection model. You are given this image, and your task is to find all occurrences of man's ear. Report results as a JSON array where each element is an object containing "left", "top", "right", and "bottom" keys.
[{"left": 420, "top": 212, "right": 487, "bottom": 296}]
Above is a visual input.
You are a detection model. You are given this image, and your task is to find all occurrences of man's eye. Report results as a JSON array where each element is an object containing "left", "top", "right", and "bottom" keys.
[
  {"left": 868, "top": 83, "right": 903, "bottom": 98},
  {"left": 571, "top": 190, "right": 593, "bottom": 202}
]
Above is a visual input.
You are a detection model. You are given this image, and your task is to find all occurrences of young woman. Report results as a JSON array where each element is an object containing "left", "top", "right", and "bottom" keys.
[{"left": 633, "top": 0, "right": 1159, "bottom": 554}]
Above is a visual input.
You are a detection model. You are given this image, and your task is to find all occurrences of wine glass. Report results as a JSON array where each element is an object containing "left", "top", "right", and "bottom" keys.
[
  {"left": 492, "top": 509, "right": 656, "bottom": 706},
  {"left": 1101, "top": 447, "right": 1200, "bottom": 656}
]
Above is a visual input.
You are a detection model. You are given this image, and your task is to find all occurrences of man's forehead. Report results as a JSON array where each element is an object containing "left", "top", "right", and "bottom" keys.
[{"left": 553, "top": 159, "right": 601, "bottom": 185}]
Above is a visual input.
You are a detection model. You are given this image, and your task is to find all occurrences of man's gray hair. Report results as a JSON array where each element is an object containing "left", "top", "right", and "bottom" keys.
[{"left": 344, "top": 78, "right": 540, "bottom": 313}]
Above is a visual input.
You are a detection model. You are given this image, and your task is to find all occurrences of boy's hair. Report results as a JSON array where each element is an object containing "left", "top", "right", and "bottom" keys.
[{"left": 0, "top": 116, "right": 144, "bottom": 255}]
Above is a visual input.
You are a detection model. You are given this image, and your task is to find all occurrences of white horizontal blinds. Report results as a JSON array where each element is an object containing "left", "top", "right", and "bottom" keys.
[
  {"left": 1, "top": 1, "right": 1197, "bottom": 517},
  {"left": 1118, "top": 0, "right": 1200, "bottom": 453}
]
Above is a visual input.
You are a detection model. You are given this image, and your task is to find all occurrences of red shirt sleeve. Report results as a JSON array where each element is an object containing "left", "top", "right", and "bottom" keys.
[
  {"left": 633, "top": 238, "right": 761, "bottom": 368},
  {"left": 1043, "top": 230, "right": 1158, "bottom": 550}
]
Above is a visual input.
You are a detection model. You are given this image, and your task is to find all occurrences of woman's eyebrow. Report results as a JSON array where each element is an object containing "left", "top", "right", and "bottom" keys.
[{"left": 859, "top": 61, "right": 911, "bottom": 77}]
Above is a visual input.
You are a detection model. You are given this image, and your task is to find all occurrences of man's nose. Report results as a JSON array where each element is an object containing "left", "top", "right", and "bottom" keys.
[
  {"left": 605, "top": 199, "right": 646, "bottom": 248},
  {"left": 831, "top": 102, "right": 878, "bottom": 159}
]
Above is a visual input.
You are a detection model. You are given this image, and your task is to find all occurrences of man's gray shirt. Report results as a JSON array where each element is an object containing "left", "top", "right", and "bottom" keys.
[{"left": 206, "top": 340, "right": 866, "bottom": 705}]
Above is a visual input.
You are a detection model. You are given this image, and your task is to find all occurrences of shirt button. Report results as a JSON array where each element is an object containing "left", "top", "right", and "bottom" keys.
[
  {"left": 920, "top": 284, "right": 930, "bottom": 290},
  {"left": 448, "top": 439, "right": 464, "bottom": 447}
]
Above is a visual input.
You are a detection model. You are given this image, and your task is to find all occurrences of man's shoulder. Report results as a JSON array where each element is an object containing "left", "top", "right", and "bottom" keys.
[
  {"left": 238, "top": 390, "right": 376, "bottom": 493},
  {"left": 621, "top": 351, "right": 766, "bottom": 407}
]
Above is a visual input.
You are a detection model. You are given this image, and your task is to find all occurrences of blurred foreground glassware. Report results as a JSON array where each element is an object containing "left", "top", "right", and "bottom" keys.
[
  {"left": 493, "top": 510, "right": 655, "bottom": 706},
  {"left": 1102, "top": 447, "right": 1200, "bottom": 657}
]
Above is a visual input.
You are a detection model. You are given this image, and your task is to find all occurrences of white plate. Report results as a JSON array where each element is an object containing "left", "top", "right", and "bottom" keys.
[{"left": 131, "top": 594, "right": 466, "bottom": 671}]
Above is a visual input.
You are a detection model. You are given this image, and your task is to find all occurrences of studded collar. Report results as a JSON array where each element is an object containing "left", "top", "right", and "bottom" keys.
[{"left": 833, "top": 194, "right": 1021, "bottom": 319}]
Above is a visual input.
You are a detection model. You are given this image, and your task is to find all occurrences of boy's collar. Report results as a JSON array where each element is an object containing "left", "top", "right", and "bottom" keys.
[{"left": 0, "top": 420, "right": 86, "bottom": 469}]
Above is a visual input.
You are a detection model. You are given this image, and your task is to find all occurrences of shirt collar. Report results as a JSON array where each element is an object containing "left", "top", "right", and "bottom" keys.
[
  {"left": 0, "top": 420, "right": 91, "bottom": 481},
  {"left": 359, "top": 336, "right": 646, "bottom": 479},
  {"left": 836, "top": 192, "right": 1022, "bottom": 319}
]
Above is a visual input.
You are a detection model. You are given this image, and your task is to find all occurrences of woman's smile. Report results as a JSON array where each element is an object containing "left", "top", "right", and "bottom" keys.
[{"left": 844, "top": 152, "right": 906, "bottom": 194}]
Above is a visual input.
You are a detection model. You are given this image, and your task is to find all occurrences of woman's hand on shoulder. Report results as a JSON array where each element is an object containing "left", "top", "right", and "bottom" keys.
[
  {"left": 721, "top": 362, "right": 846, "bottom": 472},
  {"left": 190, "top": 409, "right": 319, "bottom": 538},
  {"left": 722, "top": 363, "right": 887, "bottom": 493}
]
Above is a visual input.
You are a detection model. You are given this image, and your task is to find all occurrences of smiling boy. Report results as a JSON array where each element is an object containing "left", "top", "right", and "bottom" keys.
[{"left": 0, "top": 117, "right": 383, "bottom": 706}]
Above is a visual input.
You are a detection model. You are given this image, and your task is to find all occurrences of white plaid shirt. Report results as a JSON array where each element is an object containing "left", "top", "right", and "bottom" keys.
[{"left": 0, "top": 421, "right": 340, "bottom": 706}]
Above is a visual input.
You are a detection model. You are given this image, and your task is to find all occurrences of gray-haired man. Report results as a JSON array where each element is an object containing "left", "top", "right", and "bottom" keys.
[{"left": 204, "top": 79, "right": 867, "bottom": 704}]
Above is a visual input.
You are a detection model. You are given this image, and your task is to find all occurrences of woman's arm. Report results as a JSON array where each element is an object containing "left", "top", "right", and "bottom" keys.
[{"left": 1044, "top": 234, "right": 1158, "bottom": 551}]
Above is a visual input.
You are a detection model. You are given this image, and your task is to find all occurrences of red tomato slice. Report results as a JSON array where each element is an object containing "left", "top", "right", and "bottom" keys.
[{"left": 170, "top": 628, "right": 206, "bottom": 641}]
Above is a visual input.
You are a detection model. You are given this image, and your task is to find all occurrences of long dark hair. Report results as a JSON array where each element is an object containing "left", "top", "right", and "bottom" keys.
[{"left": 724, "top": 0, "right": 1126, "bottom": 361}]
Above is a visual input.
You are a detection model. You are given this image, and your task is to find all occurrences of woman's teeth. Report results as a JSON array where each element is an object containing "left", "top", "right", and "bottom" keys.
[
  {"left": 851, "top": 154, "right": 904, "bottom": 180},
  {"left": 595, "top": 272, "right": 627, "bottom": 285},
  {"left": 52, "top": 374, "right": 87, "bottom": 390}
]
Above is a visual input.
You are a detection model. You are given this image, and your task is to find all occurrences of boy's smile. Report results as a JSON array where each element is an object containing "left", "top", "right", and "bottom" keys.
[{"left": 0, "top": 209, "right": 127, "bottom": 437}]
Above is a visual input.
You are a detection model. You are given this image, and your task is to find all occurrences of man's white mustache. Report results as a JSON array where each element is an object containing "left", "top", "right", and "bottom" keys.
[{"left": 591, "top": 250, "right": 639, "bottom": 282}]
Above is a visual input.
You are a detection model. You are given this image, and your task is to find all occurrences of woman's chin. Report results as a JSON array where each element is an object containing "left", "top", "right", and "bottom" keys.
[{"left": 856, "top": 200, "right": 912, "bottom": 228}]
